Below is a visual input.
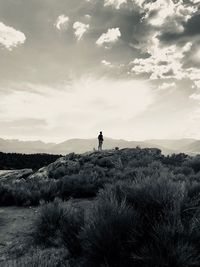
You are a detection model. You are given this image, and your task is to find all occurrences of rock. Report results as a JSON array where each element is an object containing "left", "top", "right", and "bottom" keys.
[
  {"left": 0, "top": 148, "right": 163, "bottom": 183},
  {"left": 0, "top": 169, "right": 33, "bottom": 183}
]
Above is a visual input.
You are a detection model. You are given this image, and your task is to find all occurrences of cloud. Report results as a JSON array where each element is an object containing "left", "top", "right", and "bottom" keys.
[
  {"left": 142, "top": 0, "right": 197, "bottom": 29},
  {"left": 0, "top": 22, "right": 26, "bottom": 50},
  {"left": 131, "top": 0, "right": 197, "bottom": 34},
  {"left": 190, "top": 93, "right": 200, "bottom": 100},
  {"left": 85, "top": 14, "right": 91, "bottom": 20},
  {"left": 104, "top": 0, "right": 127, "bottom": 9},
  {"left": 191, "top": 0, "right": 200, "bottom": 3},
  {"left": 0, "top": 78, "right": 154, "bottom": 141},
  {"left": 131, "top": 33, "right": 193, "bottom": 80},
  {"left": 194, "top": 80, "right": 200, "bottom": 88},
  {"left": 96, "top": 28, "right": 121, "bottom": 47},
  {"left": 101, "top": 59, "right": 112, "bottom": 66},
  {"left": 158, "top": 82, "right": 176, "bottom": 91},
  {"left": 73, "top": 22, "right": 89, "bottom": 41},
  {"left": 55, "top": 15, "right": 69, "bottom": 31}
]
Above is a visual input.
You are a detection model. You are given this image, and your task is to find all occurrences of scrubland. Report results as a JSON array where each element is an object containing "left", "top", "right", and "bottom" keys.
[{"left": 1, "top": 148, "right": 200, "bottom": 266}]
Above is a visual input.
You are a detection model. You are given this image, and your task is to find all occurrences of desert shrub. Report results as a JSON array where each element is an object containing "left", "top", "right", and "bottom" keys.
[
  {"left": 0, "top": 183, "right": 15, "bottom": 206},
  {"left": 185, "top": 182, "right": 200, "bottom": 199},
  {"left": 182, "top": 166, "right": 194, "bottom": 176},
  {"left": 61, "top": 174, "right": 104, "bottom": 199},
  {"left": 33, "top": 198, "right": 66, "bottom": 246},
  {"left": 127, "top": 155, "right": 154, "bottom": 168},
  {"left": 181, "top": 182, "right": 200, "bottom": 228},
  {"left": 184, "top": 155, "right": 200, "bottom": 174},
  {"left": 2, "top": 148, "right": 200, "bottom": 209},
  {"left": 98, "top": 177, "right": 185, "bottom": 239},
  {"left": 129, "top": 219, "right": 200, "bottom": 267},
  {"left": 127, "top": 178, "right": 181, "bottom": 214},
  {"left": 48, "top": 159, "right": 80, "bottom": 180},
  {"left": 80, "top": 178, "right": 200, "bottom": 267},
  {"left": 96, "top": 157, "right": 115, "bottom": 168},
  {"left": 0, "top": 178, "right": 64, "bottom": 206},
  {"left": 37, "top": 180, "right": 62, "bottom": 202},
  {"left": 4, "top": 248, "right": 70, "bottom": 267},
  {"left": 80, "top": 192, "right": 139, "bottom": 267},
  {"left": 33, "top": 198, "right": 84, "bottom": 257},
  {"left": 162, "top": 153, "right": 188, "bottom": 167},
  {"left": 173, "top": 166, "right": 194, "bottom": 176},
  {"left": 60, "top": 206, "right": 84, "bottom": 256}
]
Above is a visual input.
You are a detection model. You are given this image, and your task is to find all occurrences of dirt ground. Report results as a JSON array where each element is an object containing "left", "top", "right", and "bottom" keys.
[
  {"left": 0, "top": 199, "right": 93, "bottom": 265},
  {"left": 0, "top": 206, "right": 38, "bottom": 263}
]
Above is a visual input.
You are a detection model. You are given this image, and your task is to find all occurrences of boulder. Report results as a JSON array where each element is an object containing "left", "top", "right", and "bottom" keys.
[{"left": 0, "top": 169, "right": 33, "bottom": 183}]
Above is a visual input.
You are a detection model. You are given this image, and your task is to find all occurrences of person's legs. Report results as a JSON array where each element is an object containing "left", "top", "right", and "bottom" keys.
[
  {"left": 98, "top": 141, "right": 103, "bottom": 151},
  {"left": 100, "top": 141, "right": 103, "bottom": 151},
  {"left": 98, "top": 142, "right": 101, "bottom": 151}
]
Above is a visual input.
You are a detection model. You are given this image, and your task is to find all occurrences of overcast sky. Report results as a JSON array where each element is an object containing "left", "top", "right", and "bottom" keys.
[{"left": 0, "top": 0, "right": 200, "bottom": 142}]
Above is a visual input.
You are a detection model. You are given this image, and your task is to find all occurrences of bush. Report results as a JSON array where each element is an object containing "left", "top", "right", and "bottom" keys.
[
  {"left": 33, "top": 198, "right": 65, "bottom": 247},
  {"left": 184, "top": 156, "right": 200, "bottom": 174},
  {"left": 33, "top": 198, "right": 84, "bottom": 257},
  {"left": 96, "top": 157, "right": 115, "bottom": 168},
  {"left": 61, "top": 174, "right": 104, "bottom": 199},
  {"left": 0, "top": 183, "right": 15, "bottom": 206},
  {"left": 4, "top": 248, "right": 70, "bottom": 267},
  {"left": 60, "top": 206, "right": 84, "bottom": 256},
  {"left": 80, "top": 192, "right": 139, "bottom": 267},
  {"left": 80, "top": 178, "right": 200, "bottom": 267}
]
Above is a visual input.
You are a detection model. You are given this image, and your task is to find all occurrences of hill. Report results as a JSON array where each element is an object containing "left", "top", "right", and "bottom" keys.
[
  {"left": 1, "top": 148, "right": 200, "bottom": 266},
  {"left": 180, "top": 140, "right": 200, "bottom": 154},
  {"left": 0, "top": 137, "right": 181, "bottom": 155},
  {"left": 0, "top": 152, "right": 61, "bottom": 170}
]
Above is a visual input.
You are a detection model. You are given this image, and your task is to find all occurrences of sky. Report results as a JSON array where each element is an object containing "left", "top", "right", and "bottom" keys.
[{"left": 0, "top": 0, "right": 200, "bottom": 142}]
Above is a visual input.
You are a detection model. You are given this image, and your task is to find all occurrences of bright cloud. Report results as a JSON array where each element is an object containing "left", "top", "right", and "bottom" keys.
[
  {"left": 55, "top": 15, "right": 69, "bottom": 31},
  {"left": 101, "top": 59, "right": 112, "bottom": 66},
  {"left": 85, "top": 14, "right": 91, "bottom": 20},
  {"left": 104, "top": 0, "right": 127, "bottom": 9},
  {"left": 134, "top": 0, "right": 197, "bottom": 32},
  {"left": 194, "top": 80, "right": 200, "bottom": 88},
  {"left": 127, "top": 1, "right": 199, "bottom": 87},
  {"left": 158, "top": 82, "right": 176, "bottom": 91},
  {"left": 131, "top": 34, "right": 192, "bottom": 80},
  {"left": 96, "top": 28, "right": 121, "bottom": 47},
  {"left": 73, "top": 22, "right": 89, "bottom": 41},
  {"left": 190, "top": 93, "right": 200, "bottom": 100},
  {"left": 0, "top": 22, "right": 26, "bottom": 50},
  {"left": 191, "top": 0, "right": 200, "bottom": 3}
]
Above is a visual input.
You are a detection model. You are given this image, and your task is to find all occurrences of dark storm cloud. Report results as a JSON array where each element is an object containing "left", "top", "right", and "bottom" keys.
[{"left": 160, "top": 14, "right": 200, "bottom": 43}]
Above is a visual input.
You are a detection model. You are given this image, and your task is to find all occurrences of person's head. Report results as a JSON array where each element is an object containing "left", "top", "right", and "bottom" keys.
[{"left": 100, "top": 131, "right": 102, "bottom": 134}]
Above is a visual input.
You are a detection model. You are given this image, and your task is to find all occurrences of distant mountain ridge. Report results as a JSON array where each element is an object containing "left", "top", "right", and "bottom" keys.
[{"left": 0, "top": 137, "right": 198, "bottom": 155}]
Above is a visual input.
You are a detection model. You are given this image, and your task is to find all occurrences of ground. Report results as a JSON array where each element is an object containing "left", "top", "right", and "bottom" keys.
[
  {"left": 0, "top": 206, "right": 39, "bottom": 263},
  {"left": 0, "top": 199, "right": 92, "bottom": 265}
]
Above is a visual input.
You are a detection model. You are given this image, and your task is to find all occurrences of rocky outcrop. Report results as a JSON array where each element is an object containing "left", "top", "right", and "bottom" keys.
[
  {"left": 0, "top": 148, "right": 162, "bottom": 183},
  {"left": 0, "top": 169, "right": 33, "bottom": 183}
]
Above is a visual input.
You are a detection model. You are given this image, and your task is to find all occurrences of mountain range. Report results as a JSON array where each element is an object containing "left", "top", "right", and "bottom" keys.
[{"left": 0, "top": 137, "right": 200, "bottom": 155}]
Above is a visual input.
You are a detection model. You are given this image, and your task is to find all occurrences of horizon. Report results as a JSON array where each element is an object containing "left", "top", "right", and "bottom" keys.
[
  {"left": 1, "top": 0, "right": 200, "bottom": 141},
  {"left": 0, "top": 135, "right": 199, "bottom": 145}
]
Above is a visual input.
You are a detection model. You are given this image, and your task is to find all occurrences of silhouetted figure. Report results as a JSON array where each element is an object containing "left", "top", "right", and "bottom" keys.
[{"left": 98, "top": 131, "right": 104, "bottom": 151}]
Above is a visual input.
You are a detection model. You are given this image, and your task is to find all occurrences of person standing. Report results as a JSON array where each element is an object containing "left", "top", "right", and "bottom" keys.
[{"left": 98, "top": 131, "right": 104, "bottom": 151}]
